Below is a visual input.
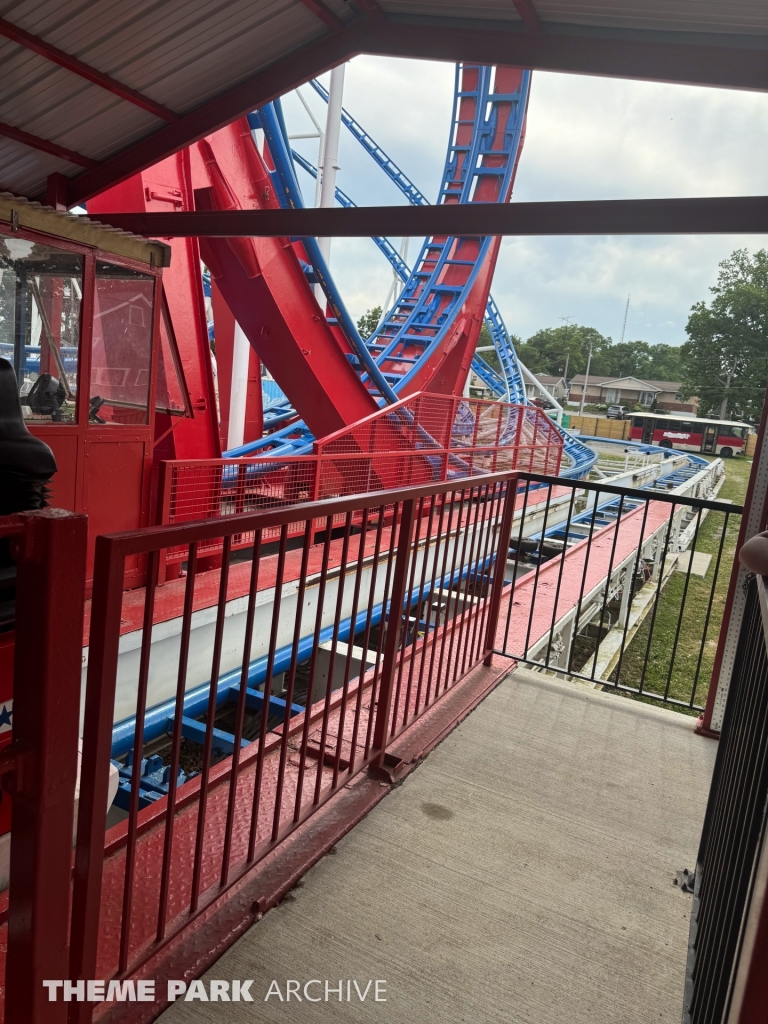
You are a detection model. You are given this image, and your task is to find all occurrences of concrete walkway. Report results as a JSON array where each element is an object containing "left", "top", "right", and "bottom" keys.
[{"left": 159, "top": 669, "right": 716, "bottom": 1023}]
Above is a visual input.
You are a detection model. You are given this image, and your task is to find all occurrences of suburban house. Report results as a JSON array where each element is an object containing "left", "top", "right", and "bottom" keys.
[
  {"left": 528, "top": 373, "right": 569, "bottom": 402},
  {"left": 568, "top": 374, "right": 697, "bottom": 414}
]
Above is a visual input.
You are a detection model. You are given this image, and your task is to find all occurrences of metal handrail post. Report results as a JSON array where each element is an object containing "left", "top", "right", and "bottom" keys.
[
  {"left": 483, "top": 477, "right": 518, "bottom": 665},
  {"left": 3, "top": 509, "right": 87, "bottom": 1024},
  {"left": 371, "top": 499, "right": 417, "bottom": 763}
]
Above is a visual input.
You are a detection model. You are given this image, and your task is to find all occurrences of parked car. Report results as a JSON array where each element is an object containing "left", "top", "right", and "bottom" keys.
[{"left": 606, "top": 405, "right": 628, "bottom": 419}]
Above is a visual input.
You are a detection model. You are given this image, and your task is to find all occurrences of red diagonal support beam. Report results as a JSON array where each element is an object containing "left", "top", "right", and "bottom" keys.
[
  {"left": 297, "top": 0, "right": 345, "bottom": 30},
  {"left": 91, "top": 196, "right": 768, "bottom": 237},
  {"left": 0, "top": 17, "right": 178, "bottom": 123},
  {"left": 511, "top": 0, "right": 541, "bottom": 33},
  {"left": 355, "top": 0, "right": 386, "bottom": 22},
  {"left": 0, "top": 120, "right": 98, "bottom": 169}
]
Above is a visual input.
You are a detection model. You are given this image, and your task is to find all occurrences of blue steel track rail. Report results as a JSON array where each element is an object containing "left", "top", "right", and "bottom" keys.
[
  {"left": 229, "top": 67, "right": 533, "bottom": 459},
  {"left": 307, "top": 75, "right": 594, "bottom": 477},
  {"left": 232, "top": 69, "right": 595, "bottom": 476}
]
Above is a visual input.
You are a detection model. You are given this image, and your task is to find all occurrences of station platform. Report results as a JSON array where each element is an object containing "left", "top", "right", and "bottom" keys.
[{"left": 157, "top": 667, "right": 715, "bottom": 1023}]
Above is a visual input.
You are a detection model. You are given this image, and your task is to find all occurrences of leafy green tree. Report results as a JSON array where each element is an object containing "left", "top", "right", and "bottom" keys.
[
  {"left": 602, "top": 340, "right": 653, "bottom": 379},
  {"left": 596, "top": 340, "right": 681, "bottom": 381},
  {"left": 680, "top": 249, "right": 768, "bottom": 421},
  {"left": 647, "top": 343, "right": 681, "bottom": 381},
  {"left": 518, "top": 324, "right": 612, "bottom": 378},
  {"left": 356, "top": 306, "right": 382, "bottom": 340}
]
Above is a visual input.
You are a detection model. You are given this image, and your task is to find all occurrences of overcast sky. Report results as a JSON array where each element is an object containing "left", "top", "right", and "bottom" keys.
[{"left": 282, "top": 55, "right": 768, "bottom": 348}]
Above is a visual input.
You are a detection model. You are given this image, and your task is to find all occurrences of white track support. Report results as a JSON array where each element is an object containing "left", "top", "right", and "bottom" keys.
[
  {"left": 227, "top": 322, "right": 250, "bottom": 450},
  {"left": 293, "top": 88, "right": 325, "bottom": 208},
  {"left": 518, "top": 359, "right": 564, "bottom": 424},
  {"left": 317, "top": 64, "right": 345, "bottom": 271}
]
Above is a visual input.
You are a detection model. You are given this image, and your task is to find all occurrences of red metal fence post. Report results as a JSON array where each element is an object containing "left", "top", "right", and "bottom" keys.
[
  {"left": 371, "top": 499, "right": 417, "bottom": 763},
  {"left": 4, "top": 509, "right": 87, "bottom": 1024},
  {"left": 68, "top": 534, "right": 128, "bottom": 1024},
  {"left": 483, "top": 476, "right": 518, "bottom": 665}
]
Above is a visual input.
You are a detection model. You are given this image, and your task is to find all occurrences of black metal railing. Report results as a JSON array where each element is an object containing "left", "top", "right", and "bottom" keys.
[
  {"left": 683, "top": 571, "right": 768, "bottom": 1023},
  {"left": 494, "top": 472, "right": 741, "bottom": 712}
]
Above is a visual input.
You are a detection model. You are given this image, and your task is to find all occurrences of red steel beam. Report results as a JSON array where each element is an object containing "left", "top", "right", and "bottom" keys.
[
  {"left": 355, "top": 0, "right": 386, "bottom": 21},
  {"left": 91, "top": 196, "right": 768, "bottom": 237},
  {"left": 511, "top": 0, "right": 541, "bottom": 33},
  {"left": 0, "top": 16, "right": 179, "bottom": 123},
  {"left": 0, "top": 119, "right": 98, "bottom": 169},
  {"left": 296, "top": 0, "right": 345, "bottom": 30}
]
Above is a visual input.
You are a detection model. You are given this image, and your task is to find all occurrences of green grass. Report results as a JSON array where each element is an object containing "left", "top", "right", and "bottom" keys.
[{"left": 607, "top": 456, "right": 751, "bottom": 714}]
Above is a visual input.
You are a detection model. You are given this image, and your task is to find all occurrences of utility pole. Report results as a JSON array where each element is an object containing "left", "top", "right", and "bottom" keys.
[
  {"left": 559, "top": 315, "right": 574, "bottom": 384},
  {"left": 579, "top": 339, "right": 594, "bottom": 416}
]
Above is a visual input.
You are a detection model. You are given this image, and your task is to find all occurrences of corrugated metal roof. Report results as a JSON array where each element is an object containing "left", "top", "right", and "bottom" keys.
[
  {"left": 0, "top": 0, "right": 766, "bottom": 203},
  {"left": 0, "top": 0, "right": 350, "bottom": 197}
]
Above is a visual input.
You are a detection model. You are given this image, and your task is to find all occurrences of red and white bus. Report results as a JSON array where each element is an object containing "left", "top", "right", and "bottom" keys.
[{"left": 629, "top": 413, "right": 753, "bottom": 457}]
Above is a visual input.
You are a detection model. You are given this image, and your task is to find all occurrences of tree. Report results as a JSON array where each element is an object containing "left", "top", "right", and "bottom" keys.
[
  {"left": 680, "top": 249, "right": 768, "bottom": 422},
  {"left": 647, "top": 343, "right": 681, "bottom": 381},
  {"left": 602, "top": 340, "right": 653, "bottom": 379},
  {"left": 595, "top": 340, "right": 681, "bottom": 381},
  {"left": 356, "top": 306, "right": 382, "bottom": 340},
  {"left": 517, "top": 324, "right": 612, "bottom": 378}
]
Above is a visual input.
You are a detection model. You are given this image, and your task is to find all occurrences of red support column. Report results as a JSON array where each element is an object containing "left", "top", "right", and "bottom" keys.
[
  {"left": 244, "top": 347, "right": 263, "bottom": 445},
  {"left": 210, "top": 281, "right": 235, "bottom": 451},
  {"left": 45, "top": 173, "right": 69, "bottom": 211},
  {"left": 3, "top": 509, "right": 87, "bottom": 1024}
]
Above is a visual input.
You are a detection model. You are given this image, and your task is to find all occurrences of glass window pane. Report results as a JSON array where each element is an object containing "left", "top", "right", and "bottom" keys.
[
  {"left": 156, "top": 299, "right": 189, "bottom": 416},
  {"left": 90, "top": 261, "right": 154, "bottom": 425},
  {"left": 0, "top": 234, "right": 82, "bottom": 423}
]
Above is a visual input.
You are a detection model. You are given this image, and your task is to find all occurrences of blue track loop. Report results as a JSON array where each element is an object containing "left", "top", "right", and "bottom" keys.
[
  {"left": 307, "top": 70, "right": 595, "bottom": 477},
  {"left": 226, "top": 67, "right": 595, "bottom": 477}
]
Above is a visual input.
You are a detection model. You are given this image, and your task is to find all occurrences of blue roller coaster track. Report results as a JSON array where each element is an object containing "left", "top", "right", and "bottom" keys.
[{"left": 224, "top": 64, "right": 596, "bottom": 477}]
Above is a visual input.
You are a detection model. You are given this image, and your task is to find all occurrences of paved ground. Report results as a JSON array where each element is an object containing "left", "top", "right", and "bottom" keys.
[{"left": 159, "top": 668, "right": 716, "bottom": 1024}]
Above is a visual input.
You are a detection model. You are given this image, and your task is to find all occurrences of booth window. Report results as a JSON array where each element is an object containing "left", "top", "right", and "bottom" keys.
[
  {"left": 90, "top": 261, "right": 154, "bottom": 425},
  {"left": 156, "top": 295, "right": 190, "bottom": 417},
  {"left": 0, "top": 234, "right": 83, "bottom": 423}
]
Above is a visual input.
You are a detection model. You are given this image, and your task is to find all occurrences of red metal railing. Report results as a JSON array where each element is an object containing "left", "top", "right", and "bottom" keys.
[
  {"left": 0, "top": 509, "right": 87, "bottom": 1024},
  {"left": 155, "top": 394, "right": 561, "bottom": 565},
  {"left": 65, "top": 472, "right": 517, "bottom": 1021}
]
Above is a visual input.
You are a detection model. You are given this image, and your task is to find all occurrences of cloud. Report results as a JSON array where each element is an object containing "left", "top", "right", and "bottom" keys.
[{"left": 280, "top": 56, "right": 768, "bottom": 346}]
